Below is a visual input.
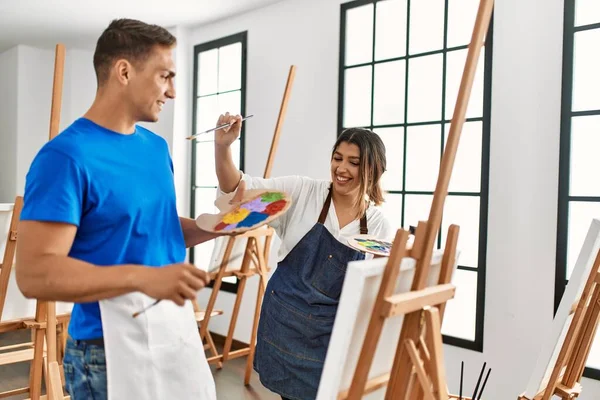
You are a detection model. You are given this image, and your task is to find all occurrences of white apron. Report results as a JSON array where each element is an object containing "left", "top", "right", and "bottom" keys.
[{"left": 99, "top": 293, "right": 217, "bottom": 400}]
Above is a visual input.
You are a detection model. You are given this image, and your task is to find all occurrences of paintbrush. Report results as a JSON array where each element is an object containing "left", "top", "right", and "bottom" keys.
[
  {"left": 471, "top": 362, "right": 487, "bottom": 399},
  {"left": 476, "top": 368, "right": 491, "bottom": 400},
  {"left": 459, "top": 361, "right": 463, "bottom": 400},
  {"left": 131, "top": 252, "right": 246, "bottom": 318},
  {"left": 186, "top": 114, "right": 254, "bottom": 140}
]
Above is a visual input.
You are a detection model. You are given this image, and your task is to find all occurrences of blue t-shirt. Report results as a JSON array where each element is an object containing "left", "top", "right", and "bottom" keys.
[{"left": 20, "top": 118, "right": 186, "bottom": 340}]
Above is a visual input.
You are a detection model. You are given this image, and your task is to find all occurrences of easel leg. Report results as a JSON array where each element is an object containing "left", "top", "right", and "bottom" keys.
[
  {"left": 30, "top": 304, "right": 46, "bottom": 399},
  {"left": 244, "top": 239, "right": 269, "bottom": 385},
  {"left": 385, "top": 312, "right": 424, "bottom": 399},
  {"left": 424, "top": 308, "right": 449, "bottom": 399},
  {"left": 200, "top": 238, "right": 235, "bottom": 339},
  {"left": 204, "top": 332, "right": 222, "bottom": 369},
  {"left": 565, "top": 281, "right": 600, "bottom": 387},
  {"left": 222, "top": 241, "right": 252, "bottom": 361}
]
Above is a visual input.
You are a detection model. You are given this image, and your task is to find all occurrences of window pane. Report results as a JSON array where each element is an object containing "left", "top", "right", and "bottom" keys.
[
  {"left": 197, "top": 49, "right": 218, "bottom": 96},
  {"left": 376, "top": 127, "right": 404, "bottom": 191},
  {"left": 373, "top": 61, "right": 406, "bottom": 125},
  {"left": 404, "top": 194, "right": 433, "bottom": 231},
  {"left": 447, "top": 0, "right": 480, "bottom": 47},
  {"left": 405, "top": 124, "right": 441, "bottom": 192},
  {"left": 231, "top": 138, "right": 241, "bottom": 170},
  {"left": 575, "top": 0, "right": 600, "bottom": 27},
  {"left": 442, "top": 269, "right": 477, "bottom": 341},
  {"left": 409, "top": 0, "right": 444, "bottom": 54},
  {"left": 218, "top": 90, "right": 241, "bottom": 117},
  {"left": 375, "top": 0, "right": 407, "bottom": 61},
  {"left": 567, "top": 202, "right": 600, "bottom": 278},
  {"left": 196, "top": 95, "right": 220, "bottom": 134},
  {"left": 587, "top": 329, "right": 600, "bottom": 369},
  {"left": 445, "top": 121, "right": 482, "bottom": 193},
  {"left": 442, "top": 196, "right": 480, "bottom": 268},
  {"left": 345, "top": 4, "right": 374, "bottom": 66},
  {"left": 570, "top": 116, "right": 600, "bottom": 197},
  {"left": 195, "top": 141, "right": 218, "bottom": 187},
  {"left": 407, "top": 55, "right": 443, "bottom": 123},
  {"left": 218, "top": 43, "right": 242, "bottom": 92},
  {"left": 193, "top": 188, "right": 219, "bottom": 269},
  {"left": 380, "top": 193, "right": 403, "bottom": 231},
  {"left": 572, "top": 29, "right": 600, "bottom": 112},
  {"left": 343, "top": 66, "right": 373, "bottom": 128},
  {"left": 446, "top": 49, "right": 485, "bottom": 119}
]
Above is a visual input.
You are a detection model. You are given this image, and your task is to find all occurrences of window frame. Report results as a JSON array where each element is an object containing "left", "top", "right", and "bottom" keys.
[
  {"left": 337, "top": 0, "right": 493, "bottom": 352},
  {"left": 555, "top": 0, "right": 600, "bottom": 380},
  {"left": 190, "top": 31, "right": 248, "bottom": 294}
]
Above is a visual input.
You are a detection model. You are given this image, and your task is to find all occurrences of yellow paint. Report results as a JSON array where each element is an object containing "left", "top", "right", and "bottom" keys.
[{"left": 222, "top": 207, "right": 250, "bottom": 224}]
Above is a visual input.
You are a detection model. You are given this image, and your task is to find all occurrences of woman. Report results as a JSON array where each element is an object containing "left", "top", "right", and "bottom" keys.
[{"left": 214, "top": 113, "right": 393, "bottom": 400}]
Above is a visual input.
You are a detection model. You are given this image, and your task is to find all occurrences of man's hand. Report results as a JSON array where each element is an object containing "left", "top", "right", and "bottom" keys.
[
  {"left": 136, "top": 263, "right": 210, "bottom": 306},
  {"left": 214, "top": 112, "right": 242, "bottom": 147}
]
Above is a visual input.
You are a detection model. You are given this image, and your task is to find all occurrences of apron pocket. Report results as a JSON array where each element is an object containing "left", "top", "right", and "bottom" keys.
[
  {"left": 311, "top": 254, "right": 347, "bottom": 300},
  {"left": 146, "top": 300, "right": 196, "bottom": 349},
  {"left": 262, "top": 290, "right": 334, "bottom": 363}
]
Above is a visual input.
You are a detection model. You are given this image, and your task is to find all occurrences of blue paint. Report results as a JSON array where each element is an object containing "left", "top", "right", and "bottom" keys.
[{"left": 236, "top": 211, "right": 268, "bottom": 228}]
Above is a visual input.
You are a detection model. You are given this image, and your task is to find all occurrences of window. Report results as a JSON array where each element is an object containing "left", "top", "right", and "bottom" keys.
[
  {"left": 338, "top": 0, "right": 492, "bottom": 351},
  {"left": 191, "top": 32, "right": 247, "bottom": 293},
  {"left": 556, "top": 0, "right": 600, "bottom": 379}
]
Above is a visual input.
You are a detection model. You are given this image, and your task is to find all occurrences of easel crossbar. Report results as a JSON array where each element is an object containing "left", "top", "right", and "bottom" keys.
[{"left": 383, "top": 284, "right": 456, "bottom": 318}]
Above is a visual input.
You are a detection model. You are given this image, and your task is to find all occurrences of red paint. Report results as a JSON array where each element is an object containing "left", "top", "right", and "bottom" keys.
[
  {"left": 264, "top": 199, "right": 287, "bottom": 215},
  {"left": 214, "top": 221, "right": 228, "bottom": 231}
]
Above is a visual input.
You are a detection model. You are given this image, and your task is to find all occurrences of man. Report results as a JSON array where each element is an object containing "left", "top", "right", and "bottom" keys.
[{"left": 16, "top": 19, "right": 226, "bottom": 399}]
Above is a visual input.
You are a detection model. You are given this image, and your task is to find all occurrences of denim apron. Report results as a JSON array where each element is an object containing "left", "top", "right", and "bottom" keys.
[{"left": 254, "top": 186, "right": 367, "bottom": 400}]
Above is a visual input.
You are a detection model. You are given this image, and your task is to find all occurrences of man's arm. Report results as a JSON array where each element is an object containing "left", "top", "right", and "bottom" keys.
[
  {"left": 16, "top": 220, "right": 211, "bottom": 305},
  {"left": 179, "top": 217, "right": 220, "bottom": 248},
  {"left": 15, "top": 221, "right": 145, "bottom": 302}
]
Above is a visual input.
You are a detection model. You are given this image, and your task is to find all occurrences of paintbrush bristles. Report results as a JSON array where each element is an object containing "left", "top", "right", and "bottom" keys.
[{"left": 131, "top": 299, "right": 160, "bottom": 318}]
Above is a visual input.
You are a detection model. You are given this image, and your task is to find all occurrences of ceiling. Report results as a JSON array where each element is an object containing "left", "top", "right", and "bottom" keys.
[{"left": 0, "top": 0, "right": 286, "bottom": 53}]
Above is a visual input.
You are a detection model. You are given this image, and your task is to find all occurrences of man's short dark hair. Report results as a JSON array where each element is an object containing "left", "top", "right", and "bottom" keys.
[{"left": 93, "top": 18, "right": 176, "bottom": 85}]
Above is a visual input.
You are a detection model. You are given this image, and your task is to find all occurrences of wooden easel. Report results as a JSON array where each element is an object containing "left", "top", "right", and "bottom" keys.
[
  {"left": 342, "top": 0, "right": 494, "bottom": 398},
  {"left": 518, "top": 247, "right": 600, "bottom": 399},
  {"left": 199, "top": 65, "right": 296, "bottom": 384},
  {"left": 29, "top": 42, "right": 70, "bottom": 400},
  {"left": 0, "top": 43, "right": 70, "bottom": 400}
]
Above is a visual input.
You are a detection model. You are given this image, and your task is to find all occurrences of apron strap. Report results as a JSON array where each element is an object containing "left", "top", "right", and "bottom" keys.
[
  {"left": 318, "top": 185, "right": 369, "bottom": 235},
  {"left": 359, "top": 212, "right": 368, "bottom": 235},
  {"left": 318, "top": 186, "right": 333, "bottom": 224}
]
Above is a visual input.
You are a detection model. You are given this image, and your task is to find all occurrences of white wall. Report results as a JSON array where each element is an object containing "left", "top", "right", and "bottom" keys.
[
  {"left": 184, "top": 0, "right": 600, "bottom": 398},
  {"left": 15, "top": 45, "right": 54, "bottom": 195},
  {"left": 0, "top": 45, "right": 97, "bottom": 200},
  {"left": 0, "top": 47, "right": 19, "bottom": 203}
]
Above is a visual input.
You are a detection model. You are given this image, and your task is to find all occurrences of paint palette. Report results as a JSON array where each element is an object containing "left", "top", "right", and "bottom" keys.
[
  {"left": 347, "top": 234, "right": 394, "bottom": 257},
  {"left": 196, "top": 189, "right": 292, "bottom": 234}
]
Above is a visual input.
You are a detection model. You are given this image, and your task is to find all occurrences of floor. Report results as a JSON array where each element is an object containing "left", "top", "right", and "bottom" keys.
[{"left": 0, "top": 331, "right": 279, "bottom": 400}]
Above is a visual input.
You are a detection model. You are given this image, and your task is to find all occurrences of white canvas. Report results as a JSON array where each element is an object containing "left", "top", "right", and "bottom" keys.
[
  {"left": 317, "top": 248, "right": 455, "bottom": 399},
  {"left": 523, "top": 218, "right": 600, "bottom": 397}
]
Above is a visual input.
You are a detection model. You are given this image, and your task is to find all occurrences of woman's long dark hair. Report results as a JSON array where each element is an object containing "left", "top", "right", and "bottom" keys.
[{"left": 332, "top": 128, "right": 387, "bottom": 219}]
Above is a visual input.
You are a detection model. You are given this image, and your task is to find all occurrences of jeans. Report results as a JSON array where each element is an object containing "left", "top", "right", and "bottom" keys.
[{"left": 63, "top": 336, "right": 107, "bottom": 400}]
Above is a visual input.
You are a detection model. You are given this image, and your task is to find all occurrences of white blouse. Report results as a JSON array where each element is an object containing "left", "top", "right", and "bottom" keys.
[{"left": 218, "top": 173, "right": 394, "bottom": 262}]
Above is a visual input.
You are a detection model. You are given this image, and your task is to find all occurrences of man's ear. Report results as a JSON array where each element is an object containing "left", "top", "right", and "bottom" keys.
[{"left": 114, "top": 59, "right": 132, "bottom": 85}]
